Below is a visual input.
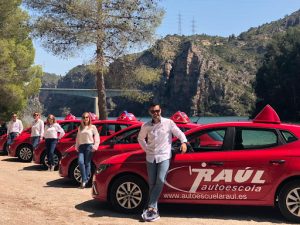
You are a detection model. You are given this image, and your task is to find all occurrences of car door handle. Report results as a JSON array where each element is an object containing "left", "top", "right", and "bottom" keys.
[
  {"left": 207, "top": 161, "right": 224, "bottom": 166},
  {"left": 269, "top": 160, "right": 285, "bottom": 165}
]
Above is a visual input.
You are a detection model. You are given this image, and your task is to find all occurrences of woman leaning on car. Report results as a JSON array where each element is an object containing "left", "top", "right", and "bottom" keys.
[
  {"left": 75, "top": 112, "right": 100, "bottom": 189},
  {"left": 31, "top": 112, "right": 44, "bottom": 151},
  {"left": 44, "top": 114, "right": 65, "bottom": 171}
]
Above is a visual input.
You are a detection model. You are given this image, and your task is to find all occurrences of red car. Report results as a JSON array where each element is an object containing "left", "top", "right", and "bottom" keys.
[
  {"left": 92, "top": 105, "right": 300, "bottom": 223},
  {"left": 59, "top": 112, "right": 199, "bottom": 184},
  {"left": 7, "top": 119, "right": 81, "bottom": 162},
  {"left": 34, "top": 113, "right": 142, "bottom": 168}
]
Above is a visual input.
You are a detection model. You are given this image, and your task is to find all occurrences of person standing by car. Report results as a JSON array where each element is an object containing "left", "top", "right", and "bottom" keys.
[
  {"left": 7, "top": 113, "right": 23, "bottom": 151},
  {"left": 44, "top": 114, "right": 65, "bottom": 171},
  {"left": 31, "top": 112, "right": 44, "bottom": 151},
  {"left": 138, "top": 103, "right": 187, "bottom": 222},
  {"left": 75, "top": 112, "right": 100, "bottom": 189}
]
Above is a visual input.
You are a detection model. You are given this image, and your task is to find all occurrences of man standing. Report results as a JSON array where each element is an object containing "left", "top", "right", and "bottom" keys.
[
  {"left": 7, "top": 113, "right": 23, "bottom": 151},
  {"left": 138, "top": 103, "right": 187, "bottom": 222}
]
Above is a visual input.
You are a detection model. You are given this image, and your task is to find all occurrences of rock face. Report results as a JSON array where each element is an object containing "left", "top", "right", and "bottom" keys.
[
  {"left": 152, "top": 39, "right": 256, "bottom": 116},
  {"left": 107, "top": 35, "right": 258, "bottom": 116}
]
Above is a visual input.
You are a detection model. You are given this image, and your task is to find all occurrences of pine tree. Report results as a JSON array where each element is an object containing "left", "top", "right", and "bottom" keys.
[
  {"left": 23, "top": 0, "right": 164, "bottom": 119},
  {"left": 0, "top": 0, "right": 42, "bottom": 119}
]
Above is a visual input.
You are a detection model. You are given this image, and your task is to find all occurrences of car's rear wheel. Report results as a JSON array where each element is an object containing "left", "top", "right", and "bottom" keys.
[
  {"left": 278, "top": 180, "right": 300, "bottom": 223},
  {"left": 17, "top": 144, "right": 33, "bottom": 162},
  {"left": 42, "top": 151, "right": 60, "bottom": 170},
  {"left": 109, "top": 175, "right": 148, "bottom": 213}
]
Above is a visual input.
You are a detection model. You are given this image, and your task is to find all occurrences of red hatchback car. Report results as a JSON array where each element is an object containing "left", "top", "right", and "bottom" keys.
[
  {"left": 59, "top": 112, "right": 199, "bottom": 184},
  {"left": 7, "top": 119, "right": 81, "bottom": 162},
  {"left": 34, "top": 112, "right": 141, "bottom": 168},
  {"left": 92, "top": 105, "right": 300, "bottom": 223}
]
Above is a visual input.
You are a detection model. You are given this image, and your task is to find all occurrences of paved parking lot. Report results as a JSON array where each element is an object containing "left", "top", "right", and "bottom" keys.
[{"left": 0, "top": 154, "right": 295, "bottom": 225}]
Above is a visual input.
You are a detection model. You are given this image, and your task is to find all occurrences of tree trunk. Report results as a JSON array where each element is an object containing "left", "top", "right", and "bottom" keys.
[
  {"left": 96, "top": 53, "right": 107, "bottom": 120},
  {"left": 96, "top": 0, "right": 107, "bottom": 120}
]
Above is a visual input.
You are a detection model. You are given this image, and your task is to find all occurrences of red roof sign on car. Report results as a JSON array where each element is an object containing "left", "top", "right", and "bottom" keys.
[
  {"left": 117, "top": 111, "right": 138, "bottom": 122},
  {"left": 253, "top": 104, "right": 281, "bottom": 124},
  {"left": 64, "top": 113, "right": 76, "bottom": 120},
  {"left": 88, "top": 112, "right": 98, "bottom": 121},
  {"left": 170, "top": 111, "right": 191, "bottom": 124}
]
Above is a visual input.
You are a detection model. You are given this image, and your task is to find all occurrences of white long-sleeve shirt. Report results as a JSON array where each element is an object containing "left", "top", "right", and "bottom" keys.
[
  {"left": 7, "top": 119, "right": 23, "bottom": 134},
  {"left": 31, "top": 119, "right": 44, "bottom": 137},
  {"left": 75, "top": 125, "right": 100, "bottom": 150},
  {"left": 44, "top": 123, "right": 65, "bottom": 139},
  {"left": 138, "top": 117, "right": 187, "bottom": 163}
]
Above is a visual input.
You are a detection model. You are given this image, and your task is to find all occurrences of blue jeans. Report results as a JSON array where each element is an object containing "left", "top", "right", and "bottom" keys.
[
  {"left": 45, "top": 138, "right": 58, "bottom": 166},
  {"left": 7, "top": 132, "right": 18, "bottom": 145},
  {"left": 78, "top": 144, "right": 93, "bottom": 183},
  {"left": 31, "top": 136, "right": 41, "bottom": 149},
  {"left": 146, "top": 159, "right": 170, "bottom": 210}
]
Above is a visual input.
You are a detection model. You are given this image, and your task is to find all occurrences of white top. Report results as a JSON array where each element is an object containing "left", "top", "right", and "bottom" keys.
[
  {"left": 75, "top": 125, "right": 100, "bottom": 150},
  {"left": 138, "top": 117, "right": 187, "bottom": 163},
  {"left": 44, "top": 123, "right": 65, "bottom": 139},
  {"left": 7, "top": 119, "right": 23, "bottom": 134},
  {"left": 31, "top": 119, "right": 44, "bottom": 137}
]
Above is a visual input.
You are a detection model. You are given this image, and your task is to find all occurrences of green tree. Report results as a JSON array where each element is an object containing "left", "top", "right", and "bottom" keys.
[
  {"left": 254, "top": 27, "right": 300, "bottom": 120},
  {"left": 0, "top": 0, "right": 42, "bottom": 119},
  {"left": 23, "top": 0, "right": 164, "bottom": 119}
]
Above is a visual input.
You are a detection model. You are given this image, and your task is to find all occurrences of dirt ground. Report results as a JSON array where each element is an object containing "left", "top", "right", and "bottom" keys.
[{"left": 0, "top": 154, "right": 296, "bottom": 225}]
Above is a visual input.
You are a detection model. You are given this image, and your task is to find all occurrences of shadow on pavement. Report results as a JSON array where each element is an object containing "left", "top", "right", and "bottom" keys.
[
  {"left": 76, "top": 200, "right": 293, "bottom": 224},
  {"left": 75, "top": 200, "right": 140, "bottom": 221},
  {"left": 22, "top": 164, "right": 48, "bottom": 171},
  {"left": 1, "top": 157, "right": 21, "bottom": 162},
  {"left": 45, "top": 178, "right": 78, "bottom": 189}
]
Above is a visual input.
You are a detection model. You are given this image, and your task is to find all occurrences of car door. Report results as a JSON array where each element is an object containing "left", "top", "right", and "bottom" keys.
[
  {"left": 162, "top": 128, "right": 229, "bottom": 203},
  {"left": 93, "top": 127, "right": 142, "bottom": 165},
  {"left": 57, "top": 129, "right": 77, "bottom": 152},
  {"left": 221, "top": 127, "right": 288, "bottom": 203}
]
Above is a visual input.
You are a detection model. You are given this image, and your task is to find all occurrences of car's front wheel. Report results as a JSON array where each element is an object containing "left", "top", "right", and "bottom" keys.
[
  {"left": 69, "top": 161, "right": 93, "bottom": 185},
  {"left": 70, "top": 162, "right": 82, "bottom": 184},
  {"left": 278, "top": 180, "right": 300, "bottom": 223},
  {"left": 42, "top": 151, "right": 60, "bottom": 170},
  {"left": 109, "top": 175, "right": 148, "bottom": 213},
  {"left": 17, "top": 144, "right": 33, "bottom": 162}
]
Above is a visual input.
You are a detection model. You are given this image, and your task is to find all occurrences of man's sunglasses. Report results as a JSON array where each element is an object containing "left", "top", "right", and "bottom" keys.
[{"left": 150, "top": 109, "right": 160, "bottom": 114}]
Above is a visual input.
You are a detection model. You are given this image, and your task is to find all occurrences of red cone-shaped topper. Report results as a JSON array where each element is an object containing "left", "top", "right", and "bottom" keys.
[
  {"left": 64, "top": 113, "right": 76, "bottom": 120},
  {"left": 88, "top": 112, "right": 98, "bottom": 121},
  {"left": 253, "top": 104, "right": 281, "bottom": 124},
  {"left": 170, "top": 111, "right": 191, "bottom": 124},
  {"left": 117, "top": 111, "right": 138, "bottom": 122}
]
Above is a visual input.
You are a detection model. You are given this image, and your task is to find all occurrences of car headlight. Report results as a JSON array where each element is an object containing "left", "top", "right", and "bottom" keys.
[{"left": 96, "top": 164, "right": 111, "bottom": 174}]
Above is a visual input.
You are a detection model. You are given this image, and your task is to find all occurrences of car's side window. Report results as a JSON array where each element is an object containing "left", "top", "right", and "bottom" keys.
[
  {"left": 280, "top": 130, "right": 298, "bottom": 143},
  {"left": 99, "top": 124, "right": 129, "bottom": 136},
  {"left": 234, "top": 128, "right": 278, "bottom": 150},
  {"left": 60, "top": 123, "right": 71, "bottom": 133},
  {"left": 183, "top": 128, "right": 226, "bottom": 152},
  {"left": 115, "top": 128, "right": 140, "bottom": 144}
]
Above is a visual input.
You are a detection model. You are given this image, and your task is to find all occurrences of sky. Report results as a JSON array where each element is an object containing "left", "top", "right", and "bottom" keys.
[{"left": 33, "top": 0, "right": 300, "bottom": 76}]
